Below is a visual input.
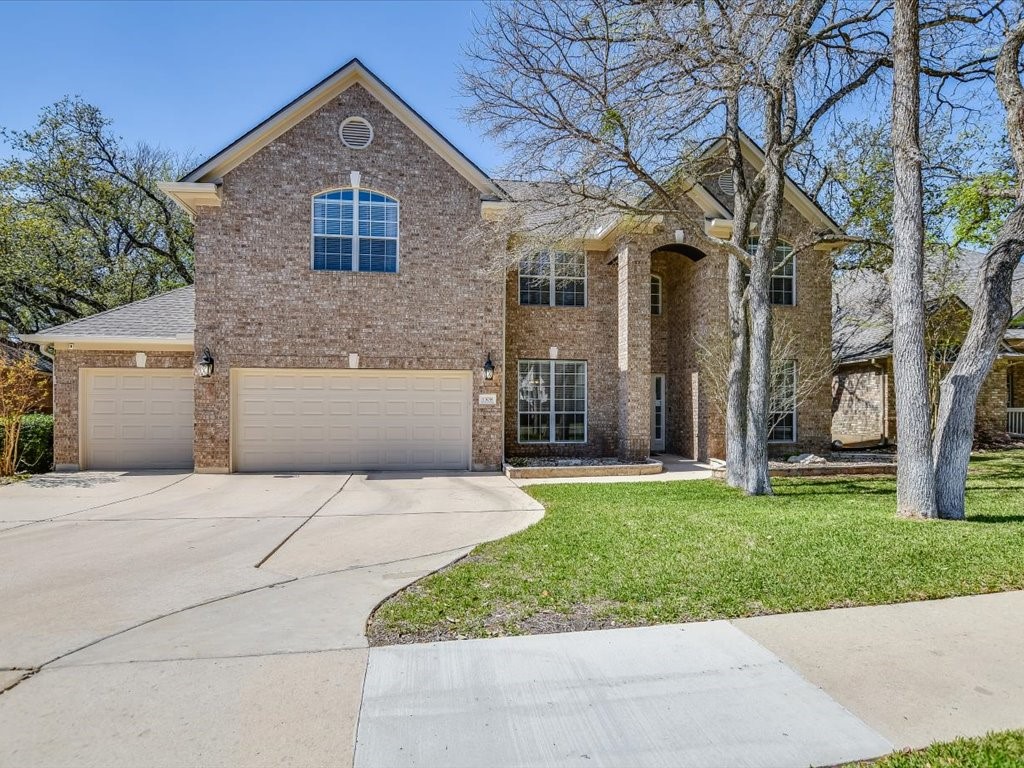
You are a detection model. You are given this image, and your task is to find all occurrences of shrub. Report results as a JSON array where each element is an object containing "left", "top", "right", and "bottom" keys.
[{"left": 0, "top": 414, "right": 53, "bottom": 474}]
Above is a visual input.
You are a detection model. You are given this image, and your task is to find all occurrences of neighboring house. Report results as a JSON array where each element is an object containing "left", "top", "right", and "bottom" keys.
[
  {"left": 1, "top": 339, "right": 53, "bottom": 414},
  {"left": 832, "top": 250, "right": 1024, "bottom": 447},
  {"left": 23, "top": 59, "right": 842, "bottom": 473}
]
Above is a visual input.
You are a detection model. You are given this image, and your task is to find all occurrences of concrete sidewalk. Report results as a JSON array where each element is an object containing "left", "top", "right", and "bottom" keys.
[
  {"left": 356, "top": 591, "right": 1024, "bottom": 767},
  {"left": 735, "top": 590, "right": 1024, "bottom": 749}
]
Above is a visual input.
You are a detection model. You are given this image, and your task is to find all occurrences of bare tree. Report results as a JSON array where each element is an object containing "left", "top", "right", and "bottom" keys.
[
  {"left": 933, "top": 20, "right": 1024, "bottom": 519},
  {"left": 695, "top": 316, "right": 834, "bottom": 440},
  {"left": 463, "top": 0, "right": 888, "bottom": 495}
]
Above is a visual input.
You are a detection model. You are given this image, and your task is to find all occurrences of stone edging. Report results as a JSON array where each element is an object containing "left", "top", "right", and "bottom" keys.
[
  {"left": 711, "top": 463, "right": 897, "bottom": 479},
  {"left": 503, "top": 460, "right": 664, "bottom": 479}
]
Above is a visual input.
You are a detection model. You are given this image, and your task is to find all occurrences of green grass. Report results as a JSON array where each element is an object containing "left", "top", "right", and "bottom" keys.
[
  {"left": 857, "top": 730, "right": 1024, "bottom": 767},
  {"left": 368, "top": 451, "right": 1024, "bottom": 644}
]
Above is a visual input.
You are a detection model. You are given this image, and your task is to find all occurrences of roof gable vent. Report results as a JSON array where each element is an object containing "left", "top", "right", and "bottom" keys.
[
  {"left": 339, "top": 117, "right": 373, "bottom": 150},
  {"left": 717, "top": 171, "right": 735, "bottom": 198}
]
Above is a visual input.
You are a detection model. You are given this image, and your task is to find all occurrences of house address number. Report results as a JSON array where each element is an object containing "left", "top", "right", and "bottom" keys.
[{"left": 478, "top": 394, "right": 497, "bottom": 405}]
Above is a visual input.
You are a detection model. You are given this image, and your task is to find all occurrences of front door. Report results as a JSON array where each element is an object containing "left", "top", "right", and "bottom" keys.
[{"left": 650, "top": 374, "right": 666, "bottom": 452}]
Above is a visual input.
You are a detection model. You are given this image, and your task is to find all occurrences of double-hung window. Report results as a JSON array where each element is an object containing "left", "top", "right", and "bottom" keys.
[
  {"left": 769, "top": 360, "right": 797, "bottom": 442},
  {"left": 517, "top": 360, "right": 587, "bottom": 442},
  {"left": 746, "top": 238, "right": 795, "bottom": 305},
  {"left": 519, "top": 251, "right": 586, "bottom": 306},
  {"left": 312, "top": 188, "right": 398, "bottom": 272}
]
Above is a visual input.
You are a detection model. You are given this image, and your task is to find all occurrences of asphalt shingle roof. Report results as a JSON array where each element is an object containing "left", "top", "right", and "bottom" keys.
[
  {"left": 31, "top": 286, "right": 195, "bottom": 340},
  {"left": 833, "top": 250, "right": 1024, "bottom": 364}
]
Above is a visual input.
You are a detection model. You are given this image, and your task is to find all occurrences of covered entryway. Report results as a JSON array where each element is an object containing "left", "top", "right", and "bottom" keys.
[
  {"left": 80, "top": 368, "right": 194, "bottom": 470},
  {"left": 232, "top": 369, "right": 472, "bottom": 472}
]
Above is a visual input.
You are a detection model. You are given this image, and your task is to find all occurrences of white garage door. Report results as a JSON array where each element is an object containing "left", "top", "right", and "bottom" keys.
[
  {"left": 233, "top": 369, "right": 472, "bottom": 472},
  {"left": 81, "top": 369, "right": 194, "bottom": 470}
]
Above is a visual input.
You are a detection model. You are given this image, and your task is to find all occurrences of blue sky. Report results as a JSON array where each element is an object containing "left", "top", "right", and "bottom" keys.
[{"left": 0, "top": 0, "right": 506, "bottom": 172}]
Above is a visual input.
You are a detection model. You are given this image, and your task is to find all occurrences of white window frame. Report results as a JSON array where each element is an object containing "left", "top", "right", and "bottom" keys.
[
  {"left": 516, "top": 359, "right": 588, "bottom": 444},
  {"left": 746, "top": 238, "right": 796, "bottom": 306},
  {"left": 310, "top": 186, "right": 400, "bottom": 273},
  {"left": 768, "top": 359, "right": 798, "bottom": 444},
  {"left": 651, "top": 274, "right": 663, "bottom": 315},
  {"left": 518, "top": 251, "right": 587, "bottom": 307}
]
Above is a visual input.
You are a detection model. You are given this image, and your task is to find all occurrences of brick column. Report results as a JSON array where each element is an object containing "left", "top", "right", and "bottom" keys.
[{"left": 616, "top": 241, "right": 651, "bottom": 461}]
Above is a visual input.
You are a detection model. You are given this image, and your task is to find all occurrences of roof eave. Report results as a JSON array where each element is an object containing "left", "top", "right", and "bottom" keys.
[
  {"left": 157, "top": 182, "right": 222, "bottom": 217},
  {"left": 20, "top": 334, "right": 195, "bottom": 350}
]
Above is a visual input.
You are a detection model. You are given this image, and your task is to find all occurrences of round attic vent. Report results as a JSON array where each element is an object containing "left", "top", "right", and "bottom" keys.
[
  {"left": 339, "top": 117, "right": 373, "bottom": 149},
  {"left": 717, "top": 171, "right": 735, "bottom": 197}
]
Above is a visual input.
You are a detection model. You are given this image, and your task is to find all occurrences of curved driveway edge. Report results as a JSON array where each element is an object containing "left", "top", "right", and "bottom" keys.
[{"left": 0, "top": 471, "right": 543, "bottom": 768}]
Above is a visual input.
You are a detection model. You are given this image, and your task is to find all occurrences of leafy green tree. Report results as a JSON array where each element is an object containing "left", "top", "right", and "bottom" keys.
[{"left": 0, "top": 97, "right": 193, "bottom": 334}]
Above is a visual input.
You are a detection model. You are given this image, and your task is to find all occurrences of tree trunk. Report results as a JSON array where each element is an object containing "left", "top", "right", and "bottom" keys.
[
  {"left": 725, "top": 251, "right": 749, "bottom": 488},
  {"left": 744, "top": 159, "right": 785, "bottom": 496},
  {"left": 933, "top": 208, "right": 1024, "bottom": 517},
  {"left": 933, "top": 23, "right": 1024, "bottom": 519},
  {"left": 890, "top": 0, "right": 938, "bottom": 518},
  {"left": 724, "top": 95, "right": 751, "bottom": 488}
]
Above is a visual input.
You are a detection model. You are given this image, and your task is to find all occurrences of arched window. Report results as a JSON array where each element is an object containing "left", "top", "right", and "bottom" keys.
[
  {"left": 650, "top": 275, "right": 663, "bottom": 315},
  {"left": 746, "top": 238, "right": 795, "bottom": 306},
  {"left": 312, "top": 188, "right": 398, "bottom": 273}
]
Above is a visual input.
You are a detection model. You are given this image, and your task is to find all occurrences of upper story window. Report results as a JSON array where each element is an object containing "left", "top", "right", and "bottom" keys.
[
  {"left": 519, "top": 251, "right": 586, "bottom": 307},
  {"left": 312, "top": 188, "right": 398, "bottom": 273},
  {"left": 651, "top": 275, "right": 663, "bottom": 315},
  {"left": 747, "top": 238, "right": 795, "bottom": 306}
]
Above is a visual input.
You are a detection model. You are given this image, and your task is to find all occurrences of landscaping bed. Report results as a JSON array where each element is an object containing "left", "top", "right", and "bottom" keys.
[
  {"left": 504, "top": 457, "right": 663, "bottom": 479},
  {"left": 367, "top": 450, "right": 1024, "bottom": 646},
  {"left": 712, "top": 458, "right": 897, "bottom": 479}
]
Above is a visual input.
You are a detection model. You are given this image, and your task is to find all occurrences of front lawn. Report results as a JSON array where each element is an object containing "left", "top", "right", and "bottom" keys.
[
  {"left": 368, "top": 451, "right": 1024, "bottom": 644},
  {"left": 857, "top": 729, "right": 1024, "bottom": 767}
]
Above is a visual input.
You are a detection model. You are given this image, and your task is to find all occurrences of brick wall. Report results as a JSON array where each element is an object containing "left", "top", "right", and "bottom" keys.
[
  {"left": 504, "top": 251, "right": 619, "bottom": 457},
  {"left": 51, "top": 349, "right": 193, "bottom": 469},
  {"left": 500, "top": 193, "right": 835, "bottom": 463},
  {"left": 832, "top": 362, "right": 886, "bottom": 445},
  {"left": 193, "top": 84, "right": 504, "bottom": 471}
]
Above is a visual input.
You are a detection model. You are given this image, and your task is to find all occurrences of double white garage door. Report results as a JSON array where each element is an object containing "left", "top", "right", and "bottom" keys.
[
  {"left": 232, "top": 369, "right": 472, "bottom": 472},
  {"left": 81, "top": 368, "right": 473, "bottom": 472}
]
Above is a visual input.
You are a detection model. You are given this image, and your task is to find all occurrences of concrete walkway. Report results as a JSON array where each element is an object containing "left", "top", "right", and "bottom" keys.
[
  {"left": 354, "top": 591, "right": 1024, "bottom": 767},
  {"left": 0, "top": 470, "right": 543, "bottom": 768}
]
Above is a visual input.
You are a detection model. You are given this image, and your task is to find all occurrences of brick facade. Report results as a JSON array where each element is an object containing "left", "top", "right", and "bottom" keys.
[
  {"left": 44, "top": 75, "right": 844, "bottom": 471},
  {"left": 504, "top": 196, "right": 835, "bottom": 463},
  {"left": 831, "top": 362, "right": 887, "bottom": 445},
  {"left": 51, "top": 350, "right": 193, "bottom": 469},
  {"left": 832, "top": 356, "right": 1016, "bottom": 445},
  {"left": 192, "top": 84, "right": 504, "bottom": 471}
]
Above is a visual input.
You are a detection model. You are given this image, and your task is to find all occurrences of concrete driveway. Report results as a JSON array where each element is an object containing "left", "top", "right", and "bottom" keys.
[{"left": 0, "top": 470, "right": 543, "bottom": 768}]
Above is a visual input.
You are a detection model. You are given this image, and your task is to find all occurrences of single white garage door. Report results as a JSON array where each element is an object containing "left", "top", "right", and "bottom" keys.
[
  {"left": 81, "top": 369, "right": 194, "bottom": 470},
  {"left": 233, "top": 369, "right": 472, "bottom": 472}
]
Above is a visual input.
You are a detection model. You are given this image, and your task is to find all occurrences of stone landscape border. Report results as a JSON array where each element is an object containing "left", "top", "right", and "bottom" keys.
[{"left": 503, "top": 460, "right": 664, "bottom": 479}]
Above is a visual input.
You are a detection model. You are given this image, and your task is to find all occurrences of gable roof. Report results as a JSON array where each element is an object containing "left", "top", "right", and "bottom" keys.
[
  {"left": 20, "top": 286, "right": 195, "bottom": 347},
  {"left": 833, "top": 249, "right": 1024, "bottom": 363},
  {"left": 699, "top": 132, "right": 844, "bottom": 235},
  {"left": 179, "top": 58, "right": 503, "bottom": 199}
]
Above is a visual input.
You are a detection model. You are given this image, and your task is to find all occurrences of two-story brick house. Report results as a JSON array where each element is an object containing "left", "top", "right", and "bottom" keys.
[{"left": 25, "top": 59, "right": 841, "bottom": 473}]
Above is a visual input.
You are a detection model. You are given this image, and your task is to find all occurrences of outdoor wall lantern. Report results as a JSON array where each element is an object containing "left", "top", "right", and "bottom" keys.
[
  {"left": 196, "top": 346, "right": 215, "bottom": 378},
  {"left": 483, "top": 353, "right": 495, "bottom": 381}
]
